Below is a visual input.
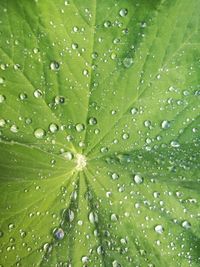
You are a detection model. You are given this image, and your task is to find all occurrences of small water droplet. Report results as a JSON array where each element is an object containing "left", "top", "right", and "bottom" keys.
[
  {"left": 130, "top": 107, "right": 138, "bottom": 115},
  {"left": 10, "top": 125, "right": 18, "bottom": 133},
  {"left": 88, "top": 117, "right": 97, "bottom": 125},
  {"left": 0, "top": 77, "right": 5, "bottom": 84},
  {"left": 72, "top": 43, "right": 78, "bottom": 49},
  {"left": 33, "top": 89, "right": 43, "bottom": 98},
  {"left": 123, "top": 57, "right": 133, "bottom": 68},
  {"left": 154, "top": 224, "right": 164, "bottom": 234},
  {"left": 43, "top": 242, "right": 52, "bottom": 253},
  {"left": 81, "top": 256, "right": 89, "bottom": 263},
  {"left": 62, "top": 151, "right": 73, "bottom": 160},
  {"left": 49, "top": 123, "right": 59, "bottom": 133},
  {"left": 54, "top": 228, "right": 64, "bottom": 240},
  {"left": 104, "top": 20, "right": 111, "bottom": 28},
  {"left": 75, "top": 123, "right": 85, "bottom": 132},
  {"left": 34, "top": 128, "right": 46, "bottom": 139},
  {"left": 170, "top": 140, "right": 180, "bottom": 148},
  {"left": 111, "top": 173, "right": 119, "bottom": 180},
  {"left": 133, "top": 174, "right": 143, "bottom": 184},
  {"left": 50, "top": 61, "right": 60, "bottom": 71},
  {"left": 54, "top": 95, "right": 65, "bottom": 104},
  {"left": 182, "top": 220, "right": 191, "bottom": 229},
  {"left": 0, "top": 119, "right": 6, "bottom": 127},
  {"left": 161, "top": 120, "right": 170, "bottom": 129},
  {"left": 19, "top": 93, "right": 27, "bottom": 101},
  {"left": 122, "top": 133, "right": 129, "bottom": 140},
  {"left": 89, "top": 212, "right": 98, "bottom": 224},
  {"left": 119, "top": 8, "right": 128, "bottom": 17},
  {"left": 0, "top": 94, "right": 6, "bottom": 103}
]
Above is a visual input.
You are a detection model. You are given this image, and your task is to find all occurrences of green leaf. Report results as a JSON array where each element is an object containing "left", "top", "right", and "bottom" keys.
[{"left": 0, "top": 0, "right": 200, "bottom": 266}]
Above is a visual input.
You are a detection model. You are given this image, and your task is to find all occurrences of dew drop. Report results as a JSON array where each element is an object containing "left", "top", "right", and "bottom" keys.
[
  {"left": 50, "top": 61, "right": 60, "bottom": 71},
  {"left": 33, "top": 89, "right": 43, "bottom": 98},
  {"left": 123, "top": 57, "right": 133, "bottom": 68},
  {"left": 111, "top": 173, "right": 119, "bottom": 180},
  {"left": 0, "top": 119, "right": 6, "bottom": 127},
  {"left": 130, "top": 107, "right": 138, "bottom": 115},
  {"left": 89, "top": 212, "right": 98, "bottom": 224},
  {"left": 133, "top": 174, "right": 143, "bottom": 184},
  {"left": 10, "top": 125, "right": 18, "bottom": 133},
  {"left": 62, "top": 151, "right": 73, "bottom": 160},
  {"left": 154, "top": 224, "right": 164, "bottom": 234},
  {"left": 122, "top": 133, "right": 129, "bottom": 140},
  {"left": 75, "top": 123, "right": 85, "bottom": 132},
  {"left": 88, "top": 117, "right": 97, "bottom": 125},
  {"left": 119, "top": 8, "right": 128, "bottom": 17},
  {"left": 49, "top": 123, "right": 59, "bottom": 133},
  {"left": 54, "top": 228, "right": 64, "bottom": 240},
  {"left": 54, "top": 95, "right": 65, "bottom": 104},
  {"left": 81, "top": 256, "right": 89, "bottom": 263},
  {"left": 72, "top": 43, "right": 78, "bottom": 49},
  {"left": 161, "top": 120, "right": 170, "bottom": 129},
  {"left": 170, "top": 140, "right": 180, "bottom": 148},
  {"left": 34, "top": 128, "right": 46, "bottom": 139},
  {"left": 0, "top": 77, "right": 5, "bottom": 84},
  {"left": 43, "top": 243, "right": 52, "bottom": 253},
  {"left": 182, "top": 220, "right": 191, "bottom": 229},
  {"left": 104, "top": 20, "right": 111, "bottom": 28},
  {"left": 19, "top": 93, "right": 27, "bottom": 101},
  {"left": 0, "top": 94, "right": 6, "bottom": 103}
]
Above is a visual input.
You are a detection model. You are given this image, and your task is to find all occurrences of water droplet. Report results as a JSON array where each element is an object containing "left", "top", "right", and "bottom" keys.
[
  {"left": 161, "top": 120, "right": 170, "bottom": 129},
  {"left": 170, "top": 140, "right": 180, "bottom": 148},
  {"left": 133, "top": 174, "right": 143, "bottom": 184},
  {"left": 111, "top": 173, "right": 119, "bottom": 180},
  {"left": 54, "top": 228, "right": 64, "bottom": 240},
  {"left": 88, "top": 117, "right": 97, "bottom": 125},
  {"left": 130, "top": 107, "right": 138, "bottom": 115},
  {"left": 0, "top": 77, "right": 5, "bottom": 84},
  {"left": 104, "top": 20, "right": 111, "bottom": 28},
  {"left": 34, "top": 128, "right": 46, "bottom": 139},
  {"left": 89, "top": 212, "right": 98, "bottom": 224},
  {"left": 54, "top": 95, "right": 65, "bottom": 104},
  {"left": 100, "top": 147, "right": 108, "bottom": 153},
  {"left": 112, "top": 260, "right": 121, "bottom": 267},
  {"left": 119, "top": 8, "right": 128, "bottom": 17},
  {"left": 75, "top": 123, "right": 85, "bottom": 132},
  {"left": 111, "top": 214, "right": 118, "bottom": 221},
  {"left": 154, "top": 224, "right": 164, "bottom": 234},
  {"left": 50, "top": 61, "right": 60, "bottom": 71},
  {"left": 8, "top": 223, "right": 15, "bottom": 230},
  {"left": 10, "top": 125, "right": 19, "bottom": 133},
  {"left": 81, "top": 256, "right": 89, "bottom": 263},
  {"left": 49, "top": 123, "right": 59, "bottom": 133},
  {"left": 0, "top": 119, "right": 6, "bottom": 127},
  {"left": 64, "top": 209, "right": 75, "bottom": 222},
  {"left": 182, "top": 220, "right": 191, "bottom": 229},
  {"left": 0, "top": 94, "right": 6, "bottom": 103},
  {"left": 144, "top": 120, "right": 151, "bottom": 127},
  {"left": 33, "top": 48, "right": 39, "bottom": 54},
  {"left": 72, "top": 43, "right": 78, "bottom": 49},
  {"left": 122, "top": 133, "right": 129, "bottom": 140},
  {"left": 33, "top": 89, "right": 43, "bottom": 98},
  {"left": 82, "top": 69, "right": 89, "bottom": 76},
  {"left": 62, "top": 151, "right": 73, "bottom": 160},
  {"left": 19, "top": 93, "right": 27, "bottom": 101},
  {"left": 123, "top": 57, "right": 133, "bottom": 68},
  {"left": 43, "top": 242, "right": 52, "bottom": 253}
]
